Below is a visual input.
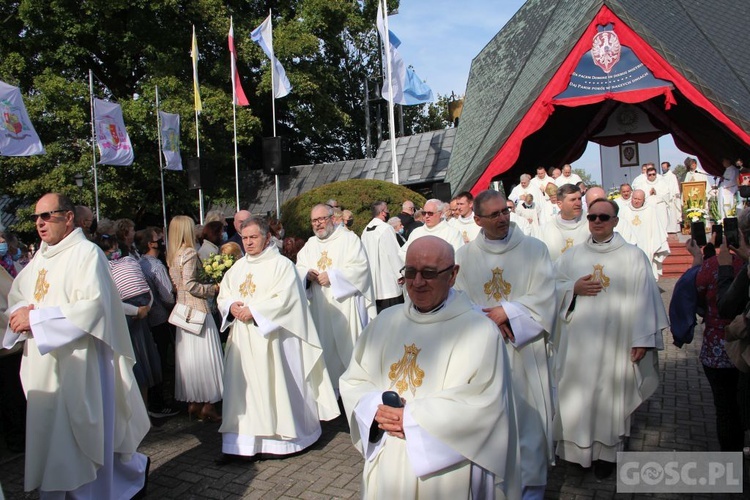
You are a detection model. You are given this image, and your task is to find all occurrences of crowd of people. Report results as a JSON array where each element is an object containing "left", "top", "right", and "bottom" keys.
[{"left": 2, "top": 156, "right": 749, "bottom": 498}]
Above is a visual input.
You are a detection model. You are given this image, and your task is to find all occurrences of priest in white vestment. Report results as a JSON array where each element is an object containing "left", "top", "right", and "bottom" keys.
[
  {"left": 218, "top": 217, "right": 339, "bottom": 458},
  {"left": 341, "top": 236, "right": 521, "bottom": 499},
  {"left": 554, "top": 164, "right": 582, "bottom": 187},
  {"left": 631, "top": 164, "right": 650, "bottom": 192},
  {"left": 586, "top": 187, "right": 636, "bottom": 245},
  {"left": 622, "top": 190, "right": 670, "bottom": 279},
  {"left": 361, "top": 201, "right": 405, "bottom": 312},
  {"left": 661, "top": 162, "right": 682, "bottom": 232},
  {"left": 3, "top": 193, "right": 150, "bottom": 498},
  {"left": 540, "top": 185, "right": 589, "bottom": 260},
  {"left": 515, "top": 195, "right": 542, "bottom": 238},
  {"left": 640, "top": 165, "right": 671, "bottom": 233},
  {"left": 719, "top": 158, "right": 739, "bottom": 219},
  {"left": 296, "top": 204, "right": 376, "bottom": 392},
  {"left": 454, "top": 190, "right": 554, "bottom": 500},
  {"left": 553, "top": 198, "right": 667, "bottom": 479},
  {"left": 402, "top": 199, "right": 464, "bottom": 253},
  {"left": 449, "top": 191, "right": 482, "bottom": 243},
  {"left": 529, "top": 166, "right": 555, "bottom": 200}
]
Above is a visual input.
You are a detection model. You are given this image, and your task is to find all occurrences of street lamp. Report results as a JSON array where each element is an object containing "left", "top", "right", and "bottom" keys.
[{"left": 74, "top": 173, "right": 84, "bottom": 202}]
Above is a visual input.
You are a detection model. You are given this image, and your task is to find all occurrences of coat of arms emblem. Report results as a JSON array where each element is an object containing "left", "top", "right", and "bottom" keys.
[{"left": 591, "top": 30, "right": 621, "bottom": 74}]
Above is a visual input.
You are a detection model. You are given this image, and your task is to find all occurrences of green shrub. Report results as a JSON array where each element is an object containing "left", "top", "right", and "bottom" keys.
[{"left": 281, "top": 179, "right": 426, "bottom": 238}]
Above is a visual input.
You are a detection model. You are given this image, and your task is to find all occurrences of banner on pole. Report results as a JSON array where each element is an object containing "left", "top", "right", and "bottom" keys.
[
  {"left": 0, "top": 80, "right": 45, "bottom": 156},
  {"left": 251, "top": 14, "right": 292, "bottom": 99},
  {"left": 94, "top": 98, "right": 134, "bottom": 166},
  {"left": 191, "top": 25, "right": 203, "bottom": 113},
  {"left": 159, "top": 111, "right": 183, "bottom": 171},
  {"left": 229, "top": 19, "right": 250, "bottom": 106}
]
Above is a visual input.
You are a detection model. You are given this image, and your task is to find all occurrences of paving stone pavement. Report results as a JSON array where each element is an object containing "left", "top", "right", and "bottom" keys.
[{"left": 1, "top": 277, "right": 748, "bottom": 499}]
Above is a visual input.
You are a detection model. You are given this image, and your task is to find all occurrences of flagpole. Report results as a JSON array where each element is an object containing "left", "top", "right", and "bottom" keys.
[
  {"left": 192, "top": 25, "right": 204, "bottom": 225},
  {"left": 155, "top": 86, "right": 168, "bottom": 239},
  {"left": 230, "top": 18, "right": 241, "bottom": 212},
  {"left": 270, "top": 9, "right": 281, "bottom": 218},
  {"left": 88, "top": 69, "right": 101, "bottom": 220},
  {"left": 381, "top": 0, "right": 400, "bottom": 185}
]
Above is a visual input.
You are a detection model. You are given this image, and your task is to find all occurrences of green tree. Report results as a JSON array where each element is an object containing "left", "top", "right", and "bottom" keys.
[
  {"left": 573, "top": 168, "right": 593, "bottom": 186},
  {"left": 0, "top": 0, "right": 410, "bottom": 232}
]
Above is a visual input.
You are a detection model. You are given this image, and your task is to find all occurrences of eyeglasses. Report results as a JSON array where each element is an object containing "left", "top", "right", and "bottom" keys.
[
  {"left": 422, "top": 211, "right": 438, "bottom": 217},
  {"left": 647, "top": 173, "right": 657, "bottom": 177},
  {"left": 400, "top": 265, "right": 455, "bottom": 280},
  {"left": 29, "top": 209, "right": 68, "bottom": 222},
  {"left": 310, "top": 215, "right": 331, "bottom": 224},
  {"left": 476, "top": 208, "right": 511, "bottom": 220},
  {"left": 586, "top": 213, "right": 614, "bottom": 222}
]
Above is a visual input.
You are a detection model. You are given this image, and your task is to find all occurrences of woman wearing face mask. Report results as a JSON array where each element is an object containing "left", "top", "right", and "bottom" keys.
[
  {"left": 0, "top": 232, "right": 17, "bottom": 278},
  {"left": 387, "top": 217, "right": 407, "bottom": 246}
]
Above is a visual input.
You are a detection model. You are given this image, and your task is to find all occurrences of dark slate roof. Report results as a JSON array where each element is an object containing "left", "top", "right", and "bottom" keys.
[
  {"left": 0, "top": 195, "right": 23, "bottom": 230},
  {"left": 243, "top": 128, "right": 456, "bottom": 215},
  {"left": 446, "top": 0, "right": 750, "bottom": 192}
]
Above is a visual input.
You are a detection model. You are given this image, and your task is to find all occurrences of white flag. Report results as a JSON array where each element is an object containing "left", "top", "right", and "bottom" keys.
[
  {"left": 250, "top": 14, "right": 292, "bottom": 99},
  {"left": 0, "top": 80, "right": 45, "bottom": 156},
  {"left": 159, "top": 111, "right": 182, "bottom": 171},
  {"left": 94, "top": 98, "right": 134, "bottom": 166}
]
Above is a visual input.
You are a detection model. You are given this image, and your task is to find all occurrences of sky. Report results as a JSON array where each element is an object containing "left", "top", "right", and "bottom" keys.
[{"left": 387, "top": 0, "right": 690, "bottom": 185}]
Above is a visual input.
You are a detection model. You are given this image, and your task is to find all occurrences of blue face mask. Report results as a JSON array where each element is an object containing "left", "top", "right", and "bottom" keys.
[
  {"left": 221, "top": 231, "right": 228, "bottom": 243},
  {"left": 0, "top": 243, "right": 8, "bottom": 257},
  {"left": 398, "top": 228, "right": 404, "bottom": 235}
]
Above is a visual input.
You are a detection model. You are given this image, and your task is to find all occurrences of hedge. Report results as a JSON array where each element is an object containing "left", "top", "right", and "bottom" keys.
[{"left": 280, "top": 179, "right": 427, "bottom": 238}]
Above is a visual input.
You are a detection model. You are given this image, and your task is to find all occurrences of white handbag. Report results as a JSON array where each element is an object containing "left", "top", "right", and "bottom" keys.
[
  {"left": 168, "top": 252, "right": 207, "bottom": 335},
  {"left": 168, "top": 303, "right": 206, "bottom": 335}
]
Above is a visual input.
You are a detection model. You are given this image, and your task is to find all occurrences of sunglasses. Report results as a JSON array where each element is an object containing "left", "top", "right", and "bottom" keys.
[
  {"left": 29, "top": 209, "right": 68, "bottom": 222},
  {"left": 422, "top": 211, "right": 438, "bottom": 217},
  {"left": 400, "top": 265, "right": 454, "bottom": 280},
  {"left": 586, "top": 213, "right": 613, "bottom": 222}
]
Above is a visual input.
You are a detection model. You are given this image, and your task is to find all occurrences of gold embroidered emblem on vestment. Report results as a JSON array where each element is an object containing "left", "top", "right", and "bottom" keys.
[
  {"left": 562, "top": 238, "right": 574, "bottom": 253},
  {"left": 34, "top": 268, "right": 50, "bottom": 302},
  {"left": 484, "top": 267, "right": 512, "bottom": 302},
  {"left": 632, "top": 215, "right": 641, "bottom": 226},
  {"left": 389, "top": 343, "right": 424, "bottom": 396},
  {"left": 462, "top": 230, "right": 469, "bottom": 243},
  {"left": 317, "top": 251, "right": 332, "bottom": 271},
  {"left": 239, "top": 273, "right": 256, "bottom": 297},
  {"left": 592, "top": 264, "right": 610, "bottom": 290}
]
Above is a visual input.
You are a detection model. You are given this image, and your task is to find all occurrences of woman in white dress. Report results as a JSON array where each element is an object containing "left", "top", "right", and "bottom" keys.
[{"left": 167, "top": 216, "right": 224, "bottom": 422}]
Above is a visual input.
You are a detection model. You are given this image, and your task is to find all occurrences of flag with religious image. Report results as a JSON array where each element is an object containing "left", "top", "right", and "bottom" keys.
[
  {"left": 94, "top": 98, "right": 134, "bottom": 166},
  {"left": 0, "top": 80, "right": 45, "bottom": 156},
  {"left": 159, "top": 111, "right": 182, "bottom": 171}
]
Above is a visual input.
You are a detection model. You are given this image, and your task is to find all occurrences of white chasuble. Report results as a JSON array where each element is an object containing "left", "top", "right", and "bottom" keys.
[
  {"left": 296, "top": 226, "right": 376, "bottom": 389},
  {"left": 360, "top": 218, "right": 404, "bottom": 300},
  {"left": 2, "top": 229, "right": 149, "bottom": 494},
  {"left": 455, "top": 226, "right": 555, "bottom": 487},
  {"left": 449, "top": 214, "right": 482, "bottom": 243},
  {"left": 621, "top": 202, "right": 670, "bottom": 280},
  {"left": 217, "top": 245, "right": 339, "bottom": 456},
  {"left": 340, "top": 292, "right": 521, "bottom": 500},
  {"left": 540, "top": 215, "right": 589, "bottom": 261},
  {"left": 402, "top": 220, "right": 465, "bottom": 254},
  {"left": 662, "top": 169, "right": 682, "bottom": 232},
  {"left": 553, "top": 234, "right": 667, "bottom": 467}
]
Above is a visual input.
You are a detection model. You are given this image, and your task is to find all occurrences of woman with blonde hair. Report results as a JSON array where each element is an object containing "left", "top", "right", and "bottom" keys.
[{"left": 167, "top": 215, "right": 224, "bottom": 421}]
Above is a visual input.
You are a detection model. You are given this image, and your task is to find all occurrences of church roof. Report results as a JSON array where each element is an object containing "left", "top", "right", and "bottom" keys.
[
  {"left": 244, "top": 128, "right": 455, "bottom": 214},
  {"left": 446, "top": 0, "right": 750, "bottom": 193}
]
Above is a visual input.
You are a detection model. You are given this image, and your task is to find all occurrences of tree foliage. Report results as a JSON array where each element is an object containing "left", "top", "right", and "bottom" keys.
[{"left": 0, "top": 0, "right": 450, "bottom": 234}]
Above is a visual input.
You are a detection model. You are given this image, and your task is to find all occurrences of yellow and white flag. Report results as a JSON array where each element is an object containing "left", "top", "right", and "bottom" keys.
[{"left": 191, "top": 25, "right": 202, "bottom": 113}]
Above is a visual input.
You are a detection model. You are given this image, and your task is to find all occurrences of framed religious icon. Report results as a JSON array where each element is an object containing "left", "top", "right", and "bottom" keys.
[
  {"left": 681, "top": 181, "right": 708, "bottom": 234},
  {"left": 619, "top": 142, "right": 639, "bottom": 167}
]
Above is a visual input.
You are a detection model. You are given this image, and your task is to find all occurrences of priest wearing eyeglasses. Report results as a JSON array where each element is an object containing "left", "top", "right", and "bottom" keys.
[
  {"left": 454, "top": 190, "right": 555, "bottom": 500},
  {"left": 3, "top": 193, "right": 150, "bottom": 498},
  {"left": 296, "top": 204, "right": 376, "bottom": 395},
  {"left": 401, "top": 198, "right": 464, "bottom": 255},
  {"left": 552, "top": 198, "right": 667, "bottom": 479},
  {"left": 340, "top": 236, "right": 521, "bottom": 499}
]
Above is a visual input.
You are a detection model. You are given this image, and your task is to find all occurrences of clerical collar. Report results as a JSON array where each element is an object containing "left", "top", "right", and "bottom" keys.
[
  {"left": 458, "top": 213, "right": 475, "bottom": 223},
  {"left": 558, "top": 215, "right": 582, "bottom": 226},
  {"left": 592, "top": 234, "right": 615, "bottom": 244},
  {"left": 412, "top": 289, "right": 455, "bottom": 314},
  {"left": 482, "top": 226, "right": 512, "bottom": 245}
]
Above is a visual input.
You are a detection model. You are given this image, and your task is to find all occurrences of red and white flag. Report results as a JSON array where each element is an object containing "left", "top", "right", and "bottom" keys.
[
  {"left": 94, "top": 98, "right": 134, "bottom": 166},
  {"left": 229, "top": 18, "right": 249, "bottom": 106},
  {"left": 0, "top": 80, "right": 45, "bottom": 156}
]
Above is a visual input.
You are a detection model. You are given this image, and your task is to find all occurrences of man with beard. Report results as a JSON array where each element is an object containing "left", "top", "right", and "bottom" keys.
[{"left": 296, "top": 204, "right": 376, "bottom": 394}]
